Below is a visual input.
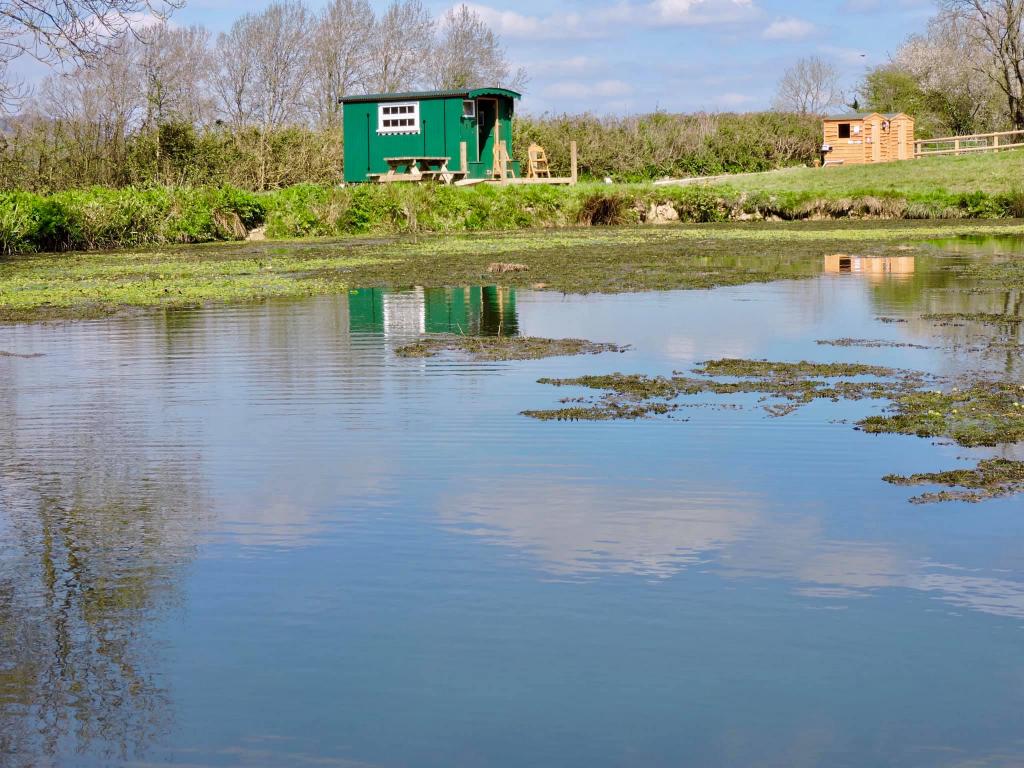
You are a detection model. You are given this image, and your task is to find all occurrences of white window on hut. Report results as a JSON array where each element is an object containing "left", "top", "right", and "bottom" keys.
[{"left": 377, "top": 102, "right": 421, "bottom": 134}]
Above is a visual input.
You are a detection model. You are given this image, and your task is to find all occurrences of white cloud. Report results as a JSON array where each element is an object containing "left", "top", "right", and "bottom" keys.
[
  {"left": 462, "top": 3, "right": 601, "bottom": 40},
  {"left": 545, "top": 79, "right": 633, "bottom": 100},
  {"left": 648, "top": 0, "right": 758, "bottom": 25},
  {"left": 762, "top": 17, "right": 815, "bottom": 40},
  {"left": 715, "top": 91, "right": 755, "bottom": 107},
  {"left": 463, "top": 0, "right": 760, "bottom": 40},
  {"left": 817, "top": 44, "right": 872, "bottom": 66},
  {"left": 531, "top": 56, "right": 604, "bottom": 77}
]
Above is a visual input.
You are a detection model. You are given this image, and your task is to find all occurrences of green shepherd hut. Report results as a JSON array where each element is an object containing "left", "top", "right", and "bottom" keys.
[{"left": 340, "top": 88, "right": 522, "bottom": 183}]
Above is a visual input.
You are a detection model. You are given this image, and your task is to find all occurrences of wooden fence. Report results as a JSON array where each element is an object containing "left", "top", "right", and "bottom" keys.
[{"left": 914, "top": 129, "right": 1024, "bottom": 158}]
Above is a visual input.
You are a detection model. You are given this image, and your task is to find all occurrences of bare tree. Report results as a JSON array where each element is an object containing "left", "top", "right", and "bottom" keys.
[
  {"left": 211, "top": 24, "right": 258, "bottom": 130},
  {"left": 0, "top": 0, "right": 182, "bottom": 111},
  {"left": 774, "top": 56, "right": 843, "bottom": 115},
  {"left": 137, "top": 24, "right": 214, "bottom": 129},
  {"left": 366, "top": 0, "right": 432, "bottom": 93},
  {"left": 308, "top": 0, "right": 375, "bottom": 127},
  {"left": 943, "top": 0, "right": 1024, "bottom": 127},
  {"left": 212, "top": 1, "right": 312, "bottom": 130},
  {"left": 429, "top": 4, "right": 526, "bottom": 91},
  {"left": 36, "top": 41, "right": 145, "bottom": 183},
  {"left": 892, "top": 10, "right": 1003, "bottom": 133}
]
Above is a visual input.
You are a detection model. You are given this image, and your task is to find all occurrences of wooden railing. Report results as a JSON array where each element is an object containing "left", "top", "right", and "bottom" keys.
[{"left": 914, "top": 129, "right": 1024, "bottom": 158}]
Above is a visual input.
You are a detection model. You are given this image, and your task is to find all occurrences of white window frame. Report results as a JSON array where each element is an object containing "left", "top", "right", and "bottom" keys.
[
  {"left": 462, "top": 100, "right": 476, "bottom": 119},
  {"left": 377, "top": 101, "right": 420, "bottom": 134}
]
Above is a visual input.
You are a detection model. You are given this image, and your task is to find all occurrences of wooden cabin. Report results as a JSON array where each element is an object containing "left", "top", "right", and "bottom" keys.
[
  {"left": 821, "top": 113, "right": 915, "bottom": 166},
  {"left": 339, "top": 88, "right": 521, "bottom": 183}
]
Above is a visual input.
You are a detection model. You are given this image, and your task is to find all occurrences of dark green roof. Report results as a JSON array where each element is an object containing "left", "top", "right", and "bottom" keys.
[{"left": 340, "top": 87, "right": 521, "bottom": 104}]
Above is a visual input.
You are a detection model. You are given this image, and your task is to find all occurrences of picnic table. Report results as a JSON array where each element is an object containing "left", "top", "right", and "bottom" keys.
[{"left": 369, "top": 156, "right": 466, "bottom": 184}]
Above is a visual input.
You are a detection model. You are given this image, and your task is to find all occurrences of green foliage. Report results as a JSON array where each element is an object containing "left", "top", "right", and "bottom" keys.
[
  {"left": 0, "top": 120, "right": 345, "bottom": 193},
  {"left": 860, "top": 64, "right": 1006, "bottom": 138},
  {"left": 512, "top": 112, "right": 821, "bottom": 181},
  {"left": 0, "top": 185, "right": 269, "bottom": 252},
  {"left": 1, "top": 147, "right": 1023, "bottom": 255}
]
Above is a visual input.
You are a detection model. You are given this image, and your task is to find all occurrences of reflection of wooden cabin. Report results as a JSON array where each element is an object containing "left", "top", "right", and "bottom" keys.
[
  {"left": 824, "top": 254, "right": 916, "bottom": 282},
  {"left": 821, "top": 113, "right": 914, "bottom": 166}
]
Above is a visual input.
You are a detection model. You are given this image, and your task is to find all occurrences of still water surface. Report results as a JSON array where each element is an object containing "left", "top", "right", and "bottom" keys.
[{"left": 2, "top": 238, "right": 1024, "bottom": 767}]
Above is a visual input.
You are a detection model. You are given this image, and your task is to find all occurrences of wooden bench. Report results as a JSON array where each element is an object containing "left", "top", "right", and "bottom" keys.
[{"left": 369, "top": 156, "right": 467, "bottom": 184}]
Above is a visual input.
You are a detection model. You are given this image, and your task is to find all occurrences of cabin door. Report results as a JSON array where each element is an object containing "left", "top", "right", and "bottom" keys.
[{"left": 477, "top": 98, "right": 498, "bottom": 174}]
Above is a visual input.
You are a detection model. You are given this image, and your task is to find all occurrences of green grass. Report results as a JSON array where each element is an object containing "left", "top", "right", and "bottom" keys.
[
  {"left": 1, "top": 152, "right": 1024, "bottom": 258},
  {"left": 715, "top": 149, "right": 1024, "bottom": 197}
]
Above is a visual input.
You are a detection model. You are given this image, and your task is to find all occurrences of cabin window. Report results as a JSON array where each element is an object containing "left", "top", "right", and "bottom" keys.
[
  {"left": 838, "top": 123, "right": 851, "bottom": 139},
  {"left": 377, "top": 102, "right": 420, "bottom": 134},
  {"left": 462, "top": 100, "right": 476, "bottom": 119}
]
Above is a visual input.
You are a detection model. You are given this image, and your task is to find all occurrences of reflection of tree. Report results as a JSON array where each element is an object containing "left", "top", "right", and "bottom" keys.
[
  {"left": 865, "top": 252, "right": 957, "bottom": 310},
  {"left": 0, "top": 365, "right": 205, "bottom": 765},
  {"left": 861, "top": 243, "right": 1024, "bottom": 376}
]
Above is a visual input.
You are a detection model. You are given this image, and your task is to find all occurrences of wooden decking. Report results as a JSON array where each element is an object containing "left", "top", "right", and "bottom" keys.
[{"left": 365, "top": 141, "right": 578, "bottom": 186}]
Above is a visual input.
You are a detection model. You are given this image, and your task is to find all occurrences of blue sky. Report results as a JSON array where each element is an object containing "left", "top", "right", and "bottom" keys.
[
  {"left": 19, "top": 0, "right": 938, "bottom": 116},
  {"left": 176, "top": 0, "right": 936, "bottom": 114}
]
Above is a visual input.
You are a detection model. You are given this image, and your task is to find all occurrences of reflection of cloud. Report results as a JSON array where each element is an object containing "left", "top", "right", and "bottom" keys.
[
  {"left": 440, "top": 477, "right": 761, "bottom": 578},
  {"left": 723, "top": 519, "right": 1024, "bottom": 620},
  {"left": 443, "top": 479, "right": 1024, "bottom": 619},
  {"left": 912, "top": 569, "right": 1024, "bottom": 620},
  {"left": 216, "top": 454, "right": 393, "bottom": 548}
]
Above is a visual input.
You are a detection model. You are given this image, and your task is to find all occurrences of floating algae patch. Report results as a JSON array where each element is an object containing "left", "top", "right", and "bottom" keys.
[
  {"left": 525, "top": 356, "right": 1024, "bottom": 503},
  {"left": 883, "top": 459, "right": 1024, "bottom": 504},
  {"left": 816, "top": 338, "right": 933, "bottom": 350},
  {"left": 523, "top": 400, "right": 682, "bottom": 422},
  {"left": 858, "top": 382, "right": 1024, "bottom": 447},
  {"left": 693, "top": 359, "right": 897, "bottom": 379},
  {"left": 523, "top": 359, "right": 929, "bottom": 421},
  {"left": 5, "top": 220, "right": 1024, "bottom": 322},
  {"left": 0, "top": 350, "right": 44, "bottom": 358},
  {"left": 945, "top": 257, "right": 1024, "bottom": 287},
  {"left": 922, "top": 312, "right": 1023, "bottom": 327},
  {"left": 395, "top": 335, "right": 627, "bottom": 362}
]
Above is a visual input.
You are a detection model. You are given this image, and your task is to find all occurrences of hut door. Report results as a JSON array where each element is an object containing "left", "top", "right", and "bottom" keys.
[{"left": 477, "top": 98, "right": 497, "bottom": 173}]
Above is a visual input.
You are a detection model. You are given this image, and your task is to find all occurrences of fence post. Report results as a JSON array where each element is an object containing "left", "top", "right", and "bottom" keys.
[
  {"left": 570, "top": 141, "right": 578, "bottom": 185},
  {"left": 954, "top": 138, "right": 960, "bottom": 155},
  {"left": 993, "top": 135, "right": 999, "bottom": 153}
]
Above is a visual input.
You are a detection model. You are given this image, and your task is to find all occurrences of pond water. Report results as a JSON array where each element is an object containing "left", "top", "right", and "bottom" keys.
[{"left": 2, "top": 237, "right": 1024, "bottom": 768}]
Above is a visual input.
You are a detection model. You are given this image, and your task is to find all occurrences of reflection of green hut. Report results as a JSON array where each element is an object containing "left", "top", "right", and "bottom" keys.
[
  {"left": 348, "top": 286, "right": 518, "bottom": 335},
  {"left": 424, "top": 287, "right": 517, "bottom": 336},
  {"left": 347, "top": 288, "right": 384, "bottom": 333}
]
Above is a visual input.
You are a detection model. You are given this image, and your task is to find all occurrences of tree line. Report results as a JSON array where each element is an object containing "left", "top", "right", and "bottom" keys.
[
  {"left": 2, "top": 0, "right": 1021, "bottom": 194},
  {"left": 774, "top": 0, "right": 1024, "bottom": 138},
  {"left": 0, "top": 0, "right": 524, "bottom": 190}
]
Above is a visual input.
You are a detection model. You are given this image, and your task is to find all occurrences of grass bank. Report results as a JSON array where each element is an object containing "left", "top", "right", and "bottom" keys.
[
  {"left": 711, "top": 148, "right": 1024, "bottom": 198},
  {"left": 3, "top": 221, "right": 1024, "bottom": 322},
  {"left": 1, "top": 149, "right": 1023, "bottom": 255}
]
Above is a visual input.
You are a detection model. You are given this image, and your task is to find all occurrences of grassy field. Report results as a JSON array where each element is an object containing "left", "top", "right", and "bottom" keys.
[
  {"left": 3, "top": 220, "right": 1023, "bottom": 322},
  {"left": 714, "top": 149, "right": 1024, "bottom": 197},
  {"left": 0, "top": 150, "right": 1022, "bottom": 256}
]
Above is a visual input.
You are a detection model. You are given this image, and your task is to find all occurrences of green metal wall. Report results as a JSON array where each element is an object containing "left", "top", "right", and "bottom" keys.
[{"left": 342, "top": 96, "right": 517, "bottom": 183}]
